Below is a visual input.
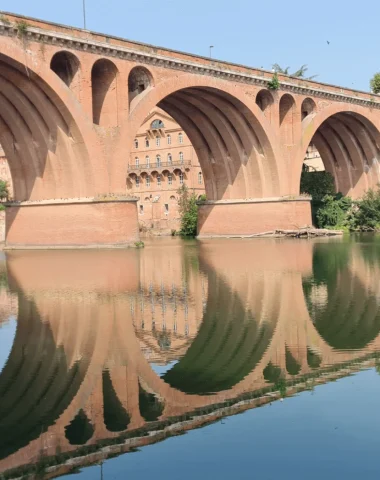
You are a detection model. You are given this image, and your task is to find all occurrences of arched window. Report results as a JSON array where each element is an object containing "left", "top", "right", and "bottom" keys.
[
  {"left": 139, "top": 204, "right": 144, "bottom": 215},
  {"left": 179, "top": 152, "right": 184, "bottom": 163},
  {"left": 198, "top": 171, "right": 203, "bottom": 184},
  {"left": 167, "top": 153, "right": 172, "bottom": 164},
  {"left": 134, "top": 139, "right": 138, "bottom": 148},
  {"left": 135, "top": 157, "right": 139, "bottom": 167},
  {"left": 167, "top": 134, "right": 171, "bottom": 145},
  {"left": 179, "top": 173, "right": 184, "bottom": 185},
  {"left": 156, "top": 155, "right": 161, "bottom": 167},
  {"left": 145, "top": 155, "right": 150, "bottom": 167},
  {"left": 178, "top": 133, "right": 183, "bottom": 144},
  {"left": 164, "top": 203, "right": 169, "bottom": 214},
  {"left": 136, "top": 177, "right": 140, "bottom": 187},
  {"left": 170, "top": 195, "right": 176, "bottom": 202},
  {"left": 151, "top": 119, "right": 165, "bottom": 129},
  {"left": 145, "top": 138, "right": 150, "bottom": 148},
  {"left": 156, "top": 136, "right": 160, "bottom": 147},
  {"left": 144, "top": 197, "right": 150, "bottom": 202},
  {"left": 168, "top": 174, "right": 173, "bottom": 185},
  {"left": 146, "top": 177, "right": 150, "bottom": 187},
  {"left": 157, "top": 175, "right": 161, "bottom": 186}
]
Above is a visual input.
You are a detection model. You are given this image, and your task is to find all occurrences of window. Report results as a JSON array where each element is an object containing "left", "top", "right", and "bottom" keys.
[
  {"left": 145, "top": 155, "right": 150, "bottom": 167},
  {"left": 156, "top": 136, "right": 160, "bottom": 147},
  {"left": 156, "top": 155, "right": 161, "bottom": 167},
  {"left": 139, "top": 204, "right": 144, "bottom": 215},
  {"left": 178, "top": 133, "right": 183, "bottom": 144},
  {"left": 146, "top": 177, "right": 150, "bottom": 187},
  {"left": 134, "top": 139, "right": 138, "bottom": 148},
  {"left": 136, "top": 177, "right": 140, "bottom": 188},
  {"left": 167, "top": 153, "right": 172, "bottom": 164},
  {"left": 198, "top": 171, "right": 203, "bottom": 184},
  {"left": 151, "top": 119, "right": 165, "bottom": 129},
  {"left": 167, "top": 134, "right": 171, "bottom": 145},
  {"left": 168, "top": 174, "right": 172, "bottom": 185},
  {"left": 145, "top": 138, "right": 150, "bottom": 148},
  {"left": 157, "top": 175, "right": 161, "bottom": 186},
  {"left": 135, "top": 157, "right": 139, "bottom": 167},
  {"left": 179, "top": 173, "right": 184, "bottom": 185},
  {"left": 179, "top": 151, "right": 184, "bottom": 163},
  {"left": 164, "top": 203, "right": 169, "bottom": 214}
]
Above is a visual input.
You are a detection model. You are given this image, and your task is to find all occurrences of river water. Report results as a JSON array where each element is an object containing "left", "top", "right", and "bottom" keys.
[{"left": 1, "top": 236, "right": 380, "bottom": 479}]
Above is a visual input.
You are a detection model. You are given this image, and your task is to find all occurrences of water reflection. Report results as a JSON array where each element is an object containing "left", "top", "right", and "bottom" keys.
[{"left": 1, "top": 237, "right": 380, "bottom": 478}]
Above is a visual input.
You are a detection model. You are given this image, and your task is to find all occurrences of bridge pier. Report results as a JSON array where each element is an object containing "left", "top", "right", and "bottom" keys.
[
  {"left": 197, "top": 197, "right": 312, "bottom": 237},
  {"left": 4, "top": 198, "right": 139, "bottom": 249}
]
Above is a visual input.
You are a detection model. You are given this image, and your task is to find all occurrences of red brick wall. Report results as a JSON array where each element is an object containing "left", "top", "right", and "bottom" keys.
[
  {"left": 5, "top": 201, "right": 139, "bottom": 248},
  {"left": 198, "top": 200, "right": 312, "bottom": 236}
]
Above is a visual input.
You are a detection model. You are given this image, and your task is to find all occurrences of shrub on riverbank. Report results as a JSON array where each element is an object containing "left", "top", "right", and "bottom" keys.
[
  {"left": 177, "top": 185, "right": 198, "bottom": 237},
  {"left": 316, "top": 194, "right": 352, "bottom": 229}
]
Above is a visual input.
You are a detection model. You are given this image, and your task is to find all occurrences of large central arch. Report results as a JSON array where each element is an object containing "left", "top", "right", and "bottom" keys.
[{"left": 124, "top": 75, "right": 287, "bottom": 201}]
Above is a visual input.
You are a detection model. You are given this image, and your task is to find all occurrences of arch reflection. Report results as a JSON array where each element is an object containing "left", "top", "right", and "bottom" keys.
[{"left": 0, "top": 238, "right": 380, "bottom": 478}]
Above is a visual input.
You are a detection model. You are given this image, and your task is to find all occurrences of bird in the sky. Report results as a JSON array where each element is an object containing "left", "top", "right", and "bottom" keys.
[{"left": 327, "top": 41, "right": 330, "bottom": 45}]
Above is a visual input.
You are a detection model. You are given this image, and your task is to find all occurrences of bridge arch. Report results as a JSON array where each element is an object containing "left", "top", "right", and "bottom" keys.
[
  {"left": 120, "top": 75, "right": 288, "bottom": 200},
  {"left": 0, "top": 46, "right": 103, "bottom": 201},
  {"left": 292, "top": 105, "right": 380, "bottom": 197},
  {"left": 91, "top": 58, "right": 119, "bottom": 127},
  {"left": 50, "top": 50, "right": 80, "bottom": 89}
]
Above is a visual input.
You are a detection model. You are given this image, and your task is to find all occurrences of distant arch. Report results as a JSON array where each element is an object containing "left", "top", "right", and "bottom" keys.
[
  {"left": 128, "top": 66, "right": 153, "bottom": 104},
  {"left": 50, "top": 51, "right": 80, "bottom": 88},
  {"left": 256, "top": 89, "right": 274, "bottom": 120},
  {"left": 91, "top": 59, "right": 119, "bottom": 126},
  {"left": 301, "top": 98, "right": 316, "bottom": 120},
  {"left": 279, "top": 93, "right": 296, "bottom": 145}
]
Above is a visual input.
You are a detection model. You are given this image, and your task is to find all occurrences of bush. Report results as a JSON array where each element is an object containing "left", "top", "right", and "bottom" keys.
[
  {"left": 316, "top": 194, "right": 352, "bottom": 229},
  {"left": 177, "top": 185, "right": 198, "bottom": 237},
  {"left": 370, "top": 73, "right": 380, "bottom": 94},
  {"left": 348, "top": 187, "right": 380, "bottom": 231},
  {"left": 267, "top": 72, "right": 280, "bottom": 90}
]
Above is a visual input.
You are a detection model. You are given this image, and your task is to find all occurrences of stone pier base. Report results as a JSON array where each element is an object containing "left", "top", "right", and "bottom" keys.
[
  {"left": 197, "top": 197, "right": 312, "bottom": 237},
  {"left": 5, "top": 198, "right": 139, "bottom": 249}
]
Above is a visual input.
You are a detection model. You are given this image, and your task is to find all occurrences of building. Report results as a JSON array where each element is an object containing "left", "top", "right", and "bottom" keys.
[
  {"left": 304, "top": 144, "right": 324, "bottom": 172},
  {"left": 127, "top": 108, "right": 205, "bottom": 234}
]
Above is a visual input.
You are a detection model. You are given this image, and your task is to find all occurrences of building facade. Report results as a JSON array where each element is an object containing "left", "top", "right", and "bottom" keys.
[{"left": 127, "top": 108, "right": 205, "bottom": 234}]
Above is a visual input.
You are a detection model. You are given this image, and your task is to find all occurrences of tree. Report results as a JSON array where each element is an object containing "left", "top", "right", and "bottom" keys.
[
  {"left": 272, "top": 64, "right": 318, "bottom": 80},
  {"left": 370, "top": 73, "right": 380, "bottom": 94},
  {"left": 177, "top": 184, "right": 198, "bottom": 237}
]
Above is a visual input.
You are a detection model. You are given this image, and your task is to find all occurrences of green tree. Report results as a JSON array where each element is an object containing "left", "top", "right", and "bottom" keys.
[
  {"left": 177, "top": 184, "right": 198, "bottom": 237},
  {"left": 272, "top": 63, "right": 317, "bottom": 80},
  {"left": 300, "top": 170, "right": 335, "bottom": 202},
  {"left": 0, "top": 180, "right": 9, "bottom": 201},
  {"left": 349, "top": 187, "right": 380, "bottom": 231},
  {"left": 370, "top": 73, "right": 380, "bottom": 94}
]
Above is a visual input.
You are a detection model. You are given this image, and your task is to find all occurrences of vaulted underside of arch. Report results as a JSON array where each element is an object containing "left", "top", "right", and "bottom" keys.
[
  {"left": 158, "top": 87, "right": 281, "bottom": 201},
  {"left": 0, "top": 53, "right": 91, "bottom": 201}
]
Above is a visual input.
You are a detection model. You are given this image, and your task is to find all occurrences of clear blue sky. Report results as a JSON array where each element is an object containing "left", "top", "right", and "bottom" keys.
[{"left": 1, "top": 0, "right": 379, "bottom": 92}]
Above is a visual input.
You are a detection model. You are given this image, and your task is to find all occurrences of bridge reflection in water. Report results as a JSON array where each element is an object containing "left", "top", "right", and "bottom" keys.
[{"left": 1, "top": 238, "right": 380, "bottom": 478}]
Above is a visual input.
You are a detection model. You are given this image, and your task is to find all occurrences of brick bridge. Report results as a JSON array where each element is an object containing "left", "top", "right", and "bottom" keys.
[
  {"left": 0, "top": 239, "right": 380, "bottom": 476},
  {"left": 1, "top": 12, "right": 380, "bottom": 246}
]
